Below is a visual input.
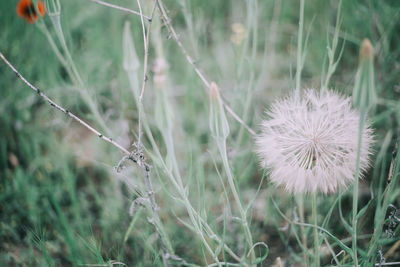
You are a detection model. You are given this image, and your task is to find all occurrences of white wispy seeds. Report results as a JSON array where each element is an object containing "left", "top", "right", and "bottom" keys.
[{"left": 256, "top": 89, "right": 373, "bottom": 194}]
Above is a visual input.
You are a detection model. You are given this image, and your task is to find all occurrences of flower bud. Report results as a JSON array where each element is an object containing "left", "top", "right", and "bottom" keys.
[
  {"left": 352, "top": 38, "right": 376, "bottom": 111},
  {"left": 359, "top": 39, "right": 373, "bottom": 62}
]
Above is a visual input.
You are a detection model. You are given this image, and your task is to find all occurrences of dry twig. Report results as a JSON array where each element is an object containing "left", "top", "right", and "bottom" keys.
[
  {"left": 0, "top": 52, "right": 129, "bottom": 155},
  {"left": 136, "top": 0, "right": 158, "bottom": 145},
  {"left": 91, "top": 0, "right": 151, "bottom": 20}
]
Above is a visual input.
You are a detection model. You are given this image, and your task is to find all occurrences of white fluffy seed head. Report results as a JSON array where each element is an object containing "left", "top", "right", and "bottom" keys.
[{"left": 255, "top": 89, "right": 374, "bottom": 194}]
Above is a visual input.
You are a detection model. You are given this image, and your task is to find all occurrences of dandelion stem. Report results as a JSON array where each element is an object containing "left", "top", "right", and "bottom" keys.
[
  {"left": 296, "top": 195, "right": 309, "bottom": 265},
  {"left": 352, "top": 111, "right": 366, "bottom": 266},
  {"left": 311, "top": 192, "right": 320, "bottom": 267}
]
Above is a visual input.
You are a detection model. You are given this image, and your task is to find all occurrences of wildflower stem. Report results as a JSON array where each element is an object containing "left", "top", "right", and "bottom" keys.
[
  {"left": 311, "top": 192, "right": 320, "bottom": 267},
  {"left": 183, "top": 198, "right": 222, "bottom": 267},
  {"left": 352, "top": 111, "right": 366, "bottom": 266},
  {"left": 296, "top": 195, "right": 309, "bottom": 264},
  {"left": 218, "top": 142, "right": 255, "bottom": 264},
  {"left": 37, "top": 23, "right": 68, "bottom": 67}
]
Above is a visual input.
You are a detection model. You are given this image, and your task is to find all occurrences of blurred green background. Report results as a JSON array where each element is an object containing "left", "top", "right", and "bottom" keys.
[{"left": 1, "top": 0, "right": 400, "bottom": 266}]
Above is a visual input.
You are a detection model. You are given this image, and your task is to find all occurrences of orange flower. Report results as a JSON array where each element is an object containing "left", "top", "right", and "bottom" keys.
[{"left": 16, "top": 0, "right": 46, "bottom": 24}]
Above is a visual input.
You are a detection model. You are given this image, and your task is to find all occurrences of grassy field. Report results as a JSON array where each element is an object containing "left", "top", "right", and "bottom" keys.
[{"left": 1, "top": 0, "right": 400, "bottom": 266}]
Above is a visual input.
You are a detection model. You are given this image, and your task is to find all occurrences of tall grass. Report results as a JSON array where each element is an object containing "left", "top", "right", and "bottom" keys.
[{"left": 1, "top": 0, "right": 400, "bottom": 266}]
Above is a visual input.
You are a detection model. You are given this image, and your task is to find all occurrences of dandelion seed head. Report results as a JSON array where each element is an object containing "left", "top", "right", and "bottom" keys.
[{"left": 256, "top": 89, "right": 373, "bottom": 194}]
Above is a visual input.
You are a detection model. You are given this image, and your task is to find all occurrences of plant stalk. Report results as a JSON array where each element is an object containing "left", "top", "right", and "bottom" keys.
[{"left": 312, "top": 192, "right": 320, "bottom": 267}]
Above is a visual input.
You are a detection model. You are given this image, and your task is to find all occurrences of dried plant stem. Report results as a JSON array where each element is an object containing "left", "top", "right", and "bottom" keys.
[
  {"left": 126, "top": 0, "right": 176, "bottom": 261},
  {"left": 91, "top": 0, "right": 151, "bottom": 20},
  {"left": 141, "top": 161, "right": 174, "bottom": 259},
  {"left": 156, "top": 0, "right": 256, "bottom": 136},
  {"left": 136, "top": 0, "right": 157, "bottom": 145},
  {"left": 0, "top": 52, "right": 128, "bottom": 155},
  {"left": 311, "top": 193, "right": 320, "bottom": 267}
]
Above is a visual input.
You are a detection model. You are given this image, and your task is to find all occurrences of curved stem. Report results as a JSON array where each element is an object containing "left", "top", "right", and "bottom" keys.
[{"left": 219, "top": 141, "right": 255, "bottom": 264}]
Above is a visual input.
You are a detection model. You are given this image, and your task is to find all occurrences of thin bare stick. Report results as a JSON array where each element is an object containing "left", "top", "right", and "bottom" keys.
[
  {"left": 138, "top": 1, "right": 158, "bottom": 102},
  {"left": 136, "top": 0, "right": 158, "bottom": 145},
  {"left": 0, "top": 52, "right": 129, "bottom": 155},
  {"left": 156, "top": 0, "right": 256, "bottom": 136},
  {"left": 91, "top": 0, "right": 151, "bottom": 21},
  {"left": 130, "top": 0, "right": 176, "bottom": 261}
]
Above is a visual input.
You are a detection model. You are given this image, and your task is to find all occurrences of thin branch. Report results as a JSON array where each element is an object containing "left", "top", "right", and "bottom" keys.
[
  {"left": 0, "top": 52, "right": 129, "bottom": 155},
  {"left": 223, "top": 104, "right": 256, "bottom": 136},
  {"left": 139, "top": 1, "right": 158, "bottom": 102},
  {"left": 157, "top": 0, "right": 256, "bottom": 136},
  {"left": 136, "top": 0, "right": 158, "bottom": 147},
  {"left": 91, "top": 0, "right": 151, "bottom": 21},
  {"left": 131, "top": 0, "right": 175, "bottom": 261}
]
